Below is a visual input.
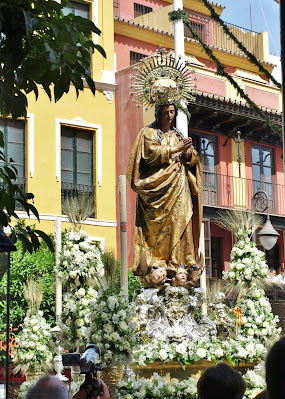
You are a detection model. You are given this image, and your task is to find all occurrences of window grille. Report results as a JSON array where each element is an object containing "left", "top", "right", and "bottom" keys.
[
  {"left": 134, "top": 3, "right": 153, "bottom": 18},
  {"left": 130, "top": 50, "right": 147, "bottom": 65}
]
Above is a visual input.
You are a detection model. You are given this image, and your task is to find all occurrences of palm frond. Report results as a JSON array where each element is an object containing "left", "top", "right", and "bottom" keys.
[
  {"left": 23, "top": 277, "right": 43, "bottom": 311},
  {"left": 215, "top": 209, "right": 263, "bottom": 238},
  {"left": 62, "top": 193, "right": 95, "bottom": 230},
  {"left": 101, "top": 250, "right": 117, "bottom": 290}
]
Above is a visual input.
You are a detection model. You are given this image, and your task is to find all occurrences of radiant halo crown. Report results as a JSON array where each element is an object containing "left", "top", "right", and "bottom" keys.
[{"left": 130, "top": 47, "right": 197, "bottom": 107}]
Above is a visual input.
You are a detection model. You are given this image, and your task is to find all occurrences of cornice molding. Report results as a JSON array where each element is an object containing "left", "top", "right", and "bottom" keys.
[
  {"left": 114, "top": 18, "right": 275, "bottom": 75},
  {"left": 84, "top": 80, "right": 117, "bottom": 92}
]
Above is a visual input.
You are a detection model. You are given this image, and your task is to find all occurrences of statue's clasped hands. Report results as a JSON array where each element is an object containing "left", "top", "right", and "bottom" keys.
[{"left": 176, "top": 137, "right": 194, "bottom": 153}]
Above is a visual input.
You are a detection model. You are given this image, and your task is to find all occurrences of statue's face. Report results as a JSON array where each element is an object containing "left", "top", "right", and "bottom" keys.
[
  {"left": 160, "top": 104, "right": 175, "bottom": 126},
  {"left": 150, "top": 267, "right": 167, "bottom": 284},
  {"left": 175, "top": 268, "right": 188, "bottom": 284}
]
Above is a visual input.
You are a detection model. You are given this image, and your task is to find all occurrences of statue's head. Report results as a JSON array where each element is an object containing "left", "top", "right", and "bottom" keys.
[
  {"left": 153, "top": 103, "right": 178, "bottom": 128},
  {"left": 174, "top": 266, "right": 188, "bottom": 286},
  {"left": 150, "top": 266, "right": 167, "bottom": 285}
]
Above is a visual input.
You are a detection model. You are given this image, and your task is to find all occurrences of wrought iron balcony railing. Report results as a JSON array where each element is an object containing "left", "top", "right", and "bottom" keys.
[
  {"left": 203, "top": 172, "right": 285, "bottom": 217},
  {"left": 61, "top": 182, "right": 96, "bottom": 218}
]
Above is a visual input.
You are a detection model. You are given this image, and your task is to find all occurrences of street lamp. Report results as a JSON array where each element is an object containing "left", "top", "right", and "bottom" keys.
[
  {"left": 252, "top": 190, "right": 280, "bottom": 250},
  {"left": 0, "top": 227, "right": 17, "bottom": 399}
]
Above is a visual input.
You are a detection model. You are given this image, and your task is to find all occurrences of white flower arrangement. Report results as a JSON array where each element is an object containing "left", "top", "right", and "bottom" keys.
[
  {"left": 117, "top": 373, "right": 198, "bottom": 399},
  {"left": 13, "top": 309, "right": 54, "bottom": 375},
  {"left": 238, "top": 287, "right": 281, "bottom": 344},
  {"left": 55, "top": 230, "right": 104, "bottom": 286},
  {"left": 90, "top": 288, "right": 141, "bottom": 367},
  {"left": 117, "top": 370, "right": 265, "bottom": 399},
  {"left": 223, "top": 231, "right": 281, "bottom": 345},
  {"left": 223, "top": 233, "right": 271, "bottom": 284},
  {"left": 133, "top": 335, "right": 267, "bottom": 367},
  {"left": 57, "top": 230, "right": 105, "bottom": 351},
  {"left": 17, "top": 378, "right": 38, "bottom": 399},
  {"left": 243, "top": 369, "right": 266, "bottom": 399}
]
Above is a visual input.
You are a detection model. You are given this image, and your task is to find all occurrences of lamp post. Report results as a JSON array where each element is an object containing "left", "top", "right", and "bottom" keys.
[
  {"left": 252, "top": 190, "right": 279, "bottom": 250},
  {"left": 0, "top": 227, "right": 17, "bottom": 399},
  {"left": 223, "top": 131, "right": 245, "bottom": 178}
]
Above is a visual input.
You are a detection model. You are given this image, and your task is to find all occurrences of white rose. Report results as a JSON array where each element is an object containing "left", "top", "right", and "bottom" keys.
[
  {"left": 81, "top": 298, "right": 89, "bottom": 306},
  {"left": 215, "top": 348, "right": 224, "bottom": 358},
  {"left": 185, "top": 385, "right": 196, "bottom": 395},
  {"left": 252, "top": 388, "right": 262, "bottom": 398},
  {"left": 245, "top": 343, "right": 255, "bottom": 353},
  {"left": 159, "top": 349, "right": 168, "bottom": 361},
  {"left": 111, "top": 332, "right": 120, "bottom": 340},
  {"left": 103, "top": 324, "right": 113, "bottom": 334},
  {"left": 26, "top": 352, "right": 34, "bottom": 360},
  {"left": 247, "top": 328, "right": 254, "bottom": 336},
  {"left": 256, "top": 344, "right": 265, "bottom": 354},
  {"left": 69, "top": 271, "right": 77, "bottom": 279},
  {"left": 77, "top": 288, "right": 86, "bottom": 297},
  {"left": 176, "top": 343, "right": 187, "bottom": 355},
  {"left": 32, "top": 325, "right": 40, "bottom": 332},
  {"left": 118, "top": 309, "right": 126, "bottom": 318},
  {"left": 76, "top": 319, "right": 84, "bottom": 327},
  {"left": 229, "top": 272, "right": 235, "bottom": 279},
  {"left": 107, "top": 296, "right": 118, "bottom": 309},
  {"left": 238, "top": 348, "right": 248, "bottom": 358},
  {"left": 196, "top": 348, "right": 207, "bottom": 358},
  {"left": 118, "top": 321, "right": 128, "bottom": 331},
  {"left": 247, "top": 299, "right": 254, "bottom": 308},
  {"left": 260, "top": 297, "right": 268, "bottom": 306}
]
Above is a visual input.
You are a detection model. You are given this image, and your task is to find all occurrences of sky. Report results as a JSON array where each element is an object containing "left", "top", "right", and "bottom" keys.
[{"left": 217, "top": 0, "right": 281, "bottom": 57}]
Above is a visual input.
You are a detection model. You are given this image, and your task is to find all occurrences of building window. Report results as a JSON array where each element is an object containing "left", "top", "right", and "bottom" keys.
[
  {"left": 62, "top": 1, "right": 89, "bottom": 18},
  {"left": 211, "top": 236, "right": 223, "bottom": 279},
  {"left": 130, "top": 51, "right": 148, "bottom": 65},
  {"left": 61, "top": 126, "right": 95, "bottom": 217},
  {"left": 184, "top": 11, "right": 210, "bottom": 42},
  {"left": 192, "top": 133, "right": 217, "bottom": 205},
  {"left": 134, "top": 3, "right": 153, "bottom": 18},
  {"left": 0, "top": 119, "right": 25, "bottom": 195},
  {"left": 251, "top": 145, "right": 274, "bottom": 202}
]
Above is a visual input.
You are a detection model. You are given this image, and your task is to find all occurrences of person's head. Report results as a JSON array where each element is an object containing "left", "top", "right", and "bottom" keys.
[
  {"left": 153, "top": 103, "right": 178, "bottom": 129},
  {"left": 25, "top": 375, "right": 71, "bottom": 399},
  {"left": 197, "top": 362, "right": 246, "bottom": 399},
  {"left": 175, "top": 266, "right": 188, "bottom": 285},
  {"left": 281, "top": 268, "right": 285, "bottom": 277},
  {"left": 150, "top": 266, "right": 167, "bottom": 284},
  {"left": 269, "top": 268, "right": 276, "bottom": 276},
  {"left": 265, "top": 335, "right": 285, "bottom": 399}
]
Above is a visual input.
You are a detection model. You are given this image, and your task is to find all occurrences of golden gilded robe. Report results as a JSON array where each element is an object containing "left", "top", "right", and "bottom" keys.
[{"left": 127, "top": 126, "right": 203, "bottom": 273}]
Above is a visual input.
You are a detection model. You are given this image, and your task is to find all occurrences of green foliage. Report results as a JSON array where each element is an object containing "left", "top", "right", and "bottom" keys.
[
  {"left": 0, "top": 0, "right": 106, "bottom": 118},
  {"left": 0, "top": 238, "right": 56, "bottom": 341},
  {"left": 114, "top": 261, "right": 143, "bottom": 301}
]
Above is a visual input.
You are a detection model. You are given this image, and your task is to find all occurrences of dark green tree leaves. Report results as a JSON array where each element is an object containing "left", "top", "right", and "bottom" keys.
[{"left": 0, "top": 0, "right": 106, "bottom": 118}]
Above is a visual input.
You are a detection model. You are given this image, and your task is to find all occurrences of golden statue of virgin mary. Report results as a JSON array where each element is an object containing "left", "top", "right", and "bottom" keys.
[{"left": 127, "top": 51, "right": 202, "bottom": 286}]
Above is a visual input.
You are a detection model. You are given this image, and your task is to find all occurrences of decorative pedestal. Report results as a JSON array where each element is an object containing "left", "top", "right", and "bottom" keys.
[
  {"left": 130, "top": 360, "right": 256, "bottom": 380},
  {"left": 25, "top": 371, "right": 43, "bottom": 383},
  {"left": 100, "top": 365, "right": 124, "bottom": 399}
]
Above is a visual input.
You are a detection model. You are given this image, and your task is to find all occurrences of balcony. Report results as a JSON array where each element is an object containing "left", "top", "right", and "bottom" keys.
[
  {"left": 61, "top": 182, "right": 96, "bottom": 218},
  {"left": 203, "top": 172, "right": 285, "bottom": 217}
]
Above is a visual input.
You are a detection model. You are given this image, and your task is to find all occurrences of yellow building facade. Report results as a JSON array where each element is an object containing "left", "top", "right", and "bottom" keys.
[{"left": 12, "top": 0, "right": 117, "bottom": 253}]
